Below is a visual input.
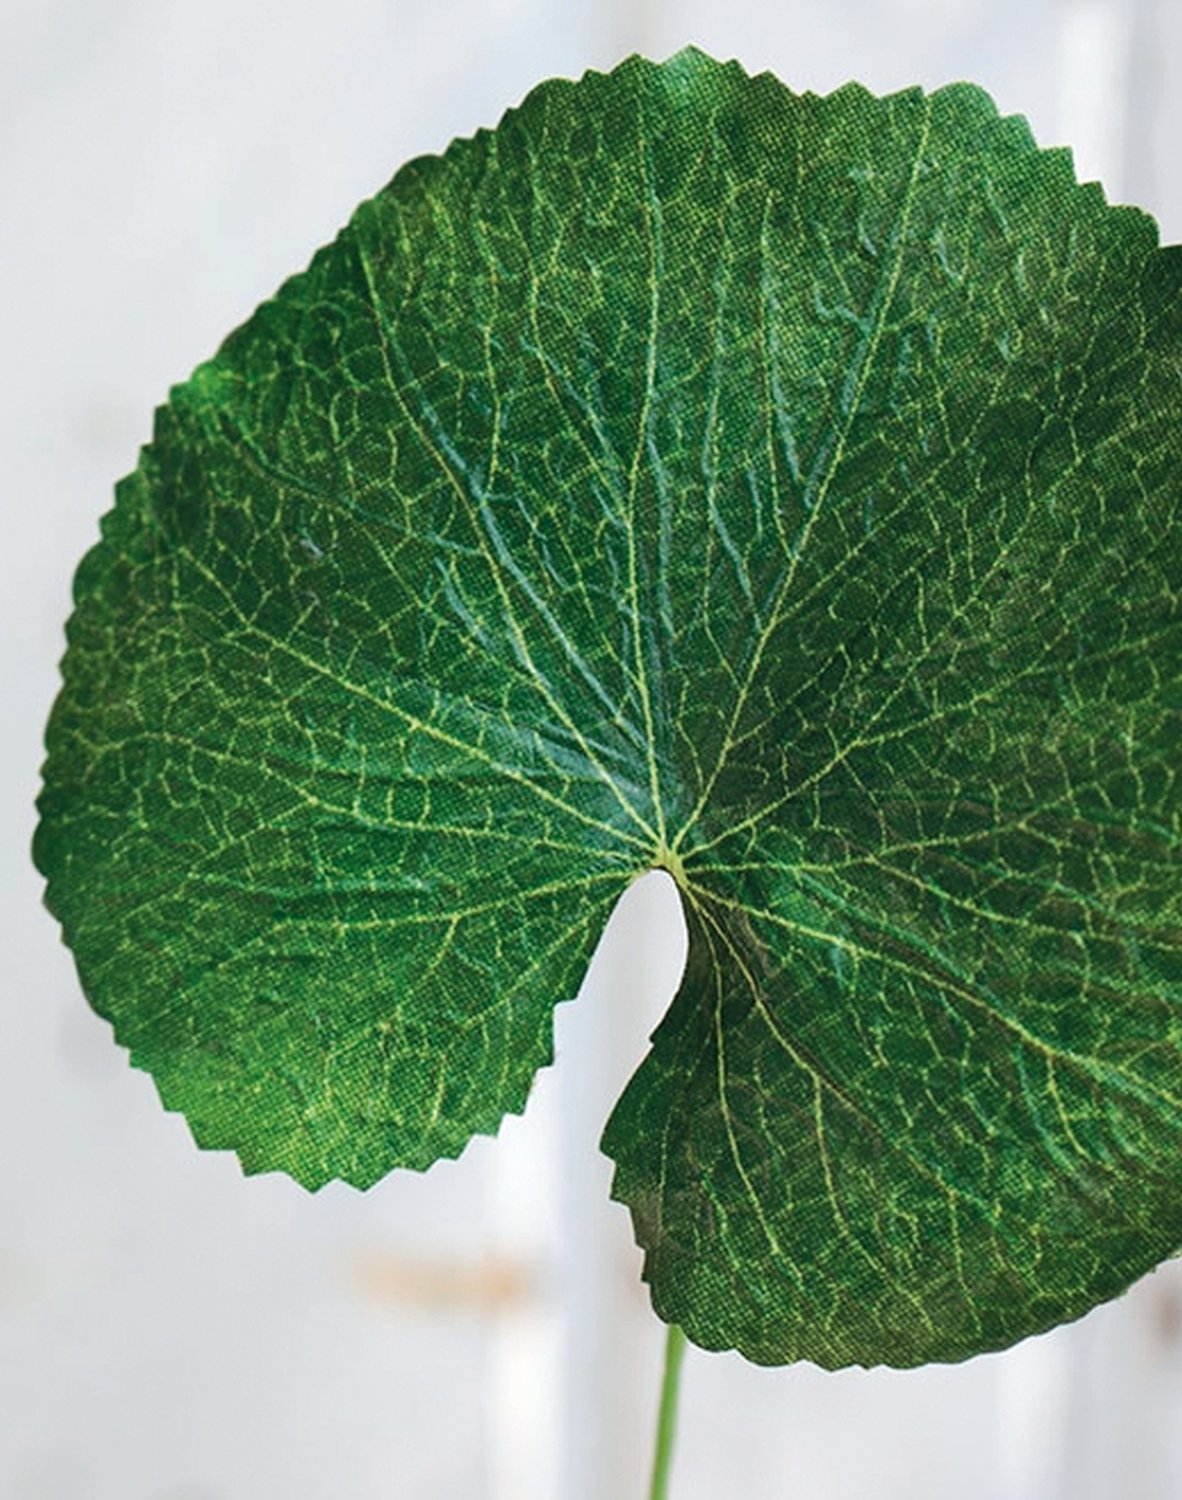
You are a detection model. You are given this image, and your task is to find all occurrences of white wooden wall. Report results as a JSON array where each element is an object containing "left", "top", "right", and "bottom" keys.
[{"left": 3, "top": 3, "right": 1179, "bottom": 1497}]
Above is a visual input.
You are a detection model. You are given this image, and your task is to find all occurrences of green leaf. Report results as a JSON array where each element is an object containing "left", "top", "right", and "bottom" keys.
[{"left": 37, "top": 50, "right": 1182, "bottom": 1368}]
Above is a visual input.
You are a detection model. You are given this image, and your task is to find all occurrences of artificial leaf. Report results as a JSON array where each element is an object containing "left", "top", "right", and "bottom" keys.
[{"left": 37, "top": 50, "right": 1181, "bottom": 1368}]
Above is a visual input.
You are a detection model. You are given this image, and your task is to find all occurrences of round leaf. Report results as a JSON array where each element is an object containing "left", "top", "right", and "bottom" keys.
[{"left": 37, "top": 51, "right": 1182, "bottom": 1367}]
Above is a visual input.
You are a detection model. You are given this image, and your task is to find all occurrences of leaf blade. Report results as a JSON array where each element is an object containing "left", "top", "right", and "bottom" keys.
[{"left": 38, "top": 51, "right": 1182, "bottom": 1361}]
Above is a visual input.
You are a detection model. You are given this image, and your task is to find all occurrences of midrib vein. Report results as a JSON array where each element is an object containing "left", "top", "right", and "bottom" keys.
[
  {"left": 672, "top": 100, "right": 935, "bottom": 855},
  {"left": 627, "top": 118, "right": 669, "bottom": 848}
]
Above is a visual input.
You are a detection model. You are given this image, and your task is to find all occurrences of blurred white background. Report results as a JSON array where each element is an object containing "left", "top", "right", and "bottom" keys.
[{"left": 3, "top": 2, "right": 1181, "bottom": 1497}]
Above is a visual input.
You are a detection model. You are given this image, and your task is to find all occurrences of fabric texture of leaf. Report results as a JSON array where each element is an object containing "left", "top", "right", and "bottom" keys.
[{"left": 37, "top": 50, "right": 1182, "bottom": 1368}]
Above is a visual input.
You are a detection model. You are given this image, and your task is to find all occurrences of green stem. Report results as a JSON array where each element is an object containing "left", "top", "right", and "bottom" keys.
[{"left": 648, "top": 1323, "right": 688, "bottom": 1500}]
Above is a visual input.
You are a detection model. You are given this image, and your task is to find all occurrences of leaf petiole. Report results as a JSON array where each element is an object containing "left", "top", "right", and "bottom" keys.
[{"left": 648, "top": 1323, "right": 688, "bottom": 1500}]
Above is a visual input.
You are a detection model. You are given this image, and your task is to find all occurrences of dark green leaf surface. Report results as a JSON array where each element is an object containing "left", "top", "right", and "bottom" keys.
[{"left": 37, "top": 51, "right": 1182, "bottom": 1367}]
